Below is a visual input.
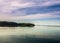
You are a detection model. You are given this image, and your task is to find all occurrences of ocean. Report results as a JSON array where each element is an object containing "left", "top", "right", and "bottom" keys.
[{"left": 0, "top": 26, "right": 60, "bottom": 43}]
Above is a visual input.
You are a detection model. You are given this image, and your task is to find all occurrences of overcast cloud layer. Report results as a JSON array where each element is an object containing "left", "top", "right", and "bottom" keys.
[{"left": 0, "top": 0, "right": 60, "bottom": 21}]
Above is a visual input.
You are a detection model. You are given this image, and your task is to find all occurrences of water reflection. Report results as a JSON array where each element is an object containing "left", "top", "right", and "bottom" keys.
[
  {"left": 0, "top": 26, "right": 60, "bottom": 43},
  {"left": 0, "top": 35, "right": 60, "bottom": 43}
]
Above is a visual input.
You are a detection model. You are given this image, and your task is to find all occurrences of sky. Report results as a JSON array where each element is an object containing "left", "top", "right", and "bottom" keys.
[{"left": 0, "top": 0, "right": 60, "bottom": 25}]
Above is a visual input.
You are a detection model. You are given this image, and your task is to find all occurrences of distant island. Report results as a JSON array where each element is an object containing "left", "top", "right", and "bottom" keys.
[{"left": 0, "top": 21, "right": 35, "bottom": 27}]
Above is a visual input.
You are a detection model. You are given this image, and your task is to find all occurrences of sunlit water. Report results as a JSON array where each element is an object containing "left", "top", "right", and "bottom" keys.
[
  {"left": 0, "top": 26, "right": 60, "bottom": 43},
  {"left": 0, "top": 26, "right": 60, "bottom": 36}
]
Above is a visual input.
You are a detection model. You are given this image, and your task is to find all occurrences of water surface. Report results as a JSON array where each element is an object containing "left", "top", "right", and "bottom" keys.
[{"left": 0, "top": 26, "right": 60, "bottom": 43}]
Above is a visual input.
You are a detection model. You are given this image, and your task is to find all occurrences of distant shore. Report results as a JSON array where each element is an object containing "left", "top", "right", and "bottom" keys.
[
  {"left": 0, "top": 21, "right": 35, "bottom": 27},
  {"left": 36, "top": 25, "right": 60, "bottom": 27}
]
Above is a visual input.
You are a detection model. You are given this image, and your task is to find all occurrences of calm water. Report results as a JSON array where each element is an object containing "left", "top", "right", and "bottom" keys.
[{"left": 0, "top": 26, "right": 60, "bottom": 43}]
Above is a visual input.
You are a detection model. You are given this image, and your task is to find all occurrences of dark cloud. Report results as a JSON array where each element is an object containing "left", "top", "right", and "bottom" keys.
[{"left": 13, "top": 3, "right": 60, "bottom": 15}]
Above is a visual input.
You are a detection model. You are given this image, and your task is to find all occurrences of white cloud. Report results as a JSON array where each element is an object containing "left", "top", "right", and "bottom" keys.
[
  {"left": 10, "top": 2, "right": 35, "bottom": 8},
  {"left": 10, "top": 13, "right": 60, "bottom": 21},
  {"left": 0, "top": 0, "right": 35, "bottom": 14}
]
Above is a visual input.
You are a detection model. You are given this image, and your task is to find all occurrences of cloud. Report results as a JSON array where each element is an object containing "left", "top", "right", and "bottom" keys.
[
  {"left": 0, "top": 0, "right": 35, "bottom": 13},
  {"left": 0, "top": 0, "right": 60, "bottom": 21},
  {"left": 9, "top": 13, "right": 60, "bottom": 21},
  {"left": 15, "top": 4, "right": 60, "bottom": 14}
]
